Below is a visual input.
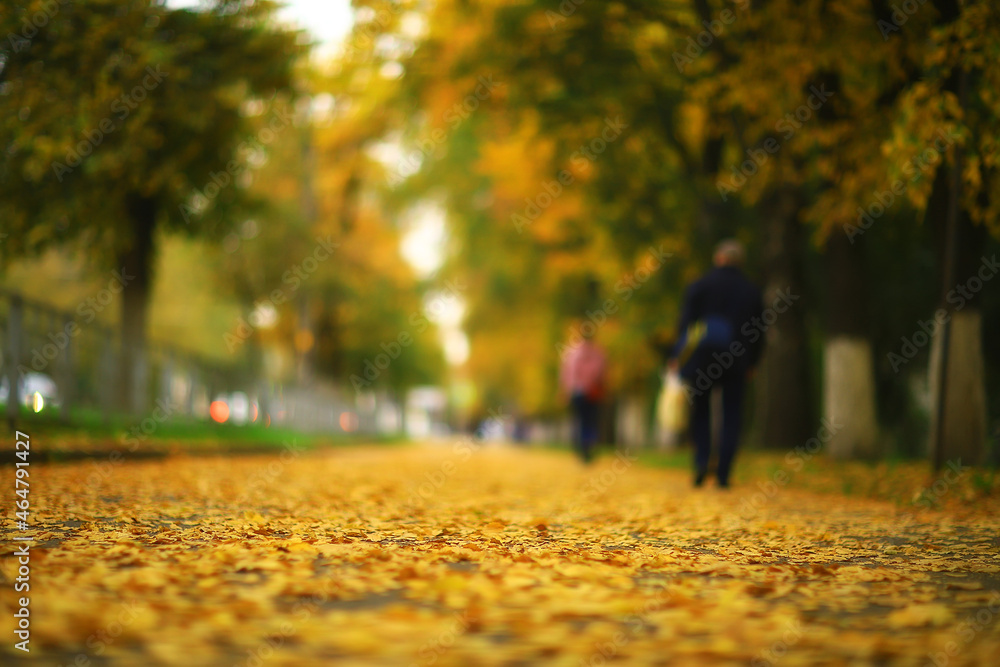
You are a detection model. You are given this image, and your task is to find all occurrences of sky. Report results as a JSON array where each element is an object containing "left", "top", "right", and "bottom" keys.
[{"left": 167, "top": 0, "right": 355, "bottom": 58}]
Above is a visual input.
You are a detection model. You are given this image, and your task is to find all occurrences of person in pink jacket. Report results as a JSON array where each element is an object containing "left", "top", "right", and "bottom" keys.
[{"left": 560, "top": 330, "right": 607, "bottom": 463}]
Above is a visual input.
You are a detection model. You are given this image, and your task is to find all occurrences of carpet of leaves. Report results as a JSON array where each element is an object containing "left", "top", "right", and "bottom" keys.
[{"left": 2, "top": 444, "right": 1000, "bottom": 666}]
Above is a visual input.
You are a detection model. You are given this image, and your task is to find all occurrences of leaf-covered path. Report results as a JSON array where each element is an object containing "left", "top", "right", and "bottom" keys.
[{"left": 3, "top": 444, "right": 1000, "bottom": 666}]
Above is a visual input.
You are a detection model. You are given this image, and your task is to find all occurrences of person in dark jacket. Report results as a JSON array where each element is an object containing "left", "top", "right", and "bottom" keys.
[{"left": 671, "top": 240, "right": 764, "bottom": 488}]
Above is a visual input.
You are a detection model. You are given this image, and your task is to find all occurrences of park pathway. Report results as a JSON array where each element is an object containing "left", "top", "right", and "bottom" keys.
[{"left": 2, "top": 443, "right": 999, "bottom": 666}]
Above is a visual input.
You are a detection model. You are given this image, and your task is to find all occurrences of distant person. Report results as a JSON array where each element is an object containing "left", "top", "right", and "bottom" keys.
[
  {"left": 560, "top": 327, "right": 607, "bottom": 463},
  {"left": 672, "top": 240, "right": 764, "bottom": 488}
]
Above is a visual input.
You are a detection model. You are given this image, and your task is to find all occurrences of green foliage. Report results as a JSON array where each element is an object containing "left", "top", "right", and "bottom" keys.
[{"left": 0, "top": 0, "right": 304, "bottom": 261}]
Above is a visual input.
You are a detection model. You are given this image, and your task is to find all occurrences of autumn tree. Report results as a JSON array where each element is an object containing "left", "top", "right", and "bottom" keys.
[
  {"left": 885, "top": 0, "right": 1000, "bottom": 466},
  {"left": 325, "top": 0, "right": 1000, "bottom": 455},
  {"left": 373, "top": 0, "right": 719, "bottom": 420},
  {"left": 0, "top": 0, "right": 302, "bottom": 412}
]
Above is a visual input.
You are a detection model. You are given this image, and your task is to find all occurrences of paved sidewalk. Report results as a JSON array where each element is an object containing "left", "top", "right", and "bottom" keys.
[{"left": 2, "top": 445, "right": 999, "bottom": 665}]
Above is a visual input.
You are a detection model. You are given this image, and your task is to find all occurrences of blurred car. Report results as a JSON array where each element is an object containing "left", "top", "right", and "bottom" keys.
[
  {"left": 0, "top": 372, "right": 61, "bottom": 410},
  {"left": 209, "top": 392, "right": 263, "bottom": 425}
]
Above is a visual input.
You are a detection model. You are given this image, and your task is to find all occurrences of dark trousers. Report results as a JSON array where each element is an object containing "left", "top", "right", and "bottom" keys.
[
  {"left": 570, "top": 392, "right": 599, "bottom": 463},
  {"left": 690, "top": 373, "right": 746, "bottom": 486}
]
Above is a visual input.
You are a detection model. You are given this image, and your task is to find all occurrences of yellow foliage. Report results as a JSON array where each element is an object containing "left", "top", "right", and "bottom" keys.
[{"left": 3, "top": 446, "right": 1000, "bottom": 664}]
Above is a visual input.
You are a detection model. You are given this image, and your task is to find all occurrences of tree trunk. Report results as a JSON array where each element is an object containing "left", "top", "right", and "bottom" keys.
[
  {"left": 928, "top": 309, "right": 987, "bottom": 467},
  {"left": 925, "top": 0, "right": 987, "bottom": 468},
  {"left": 615, "top": 394, "right": 648, "bottom": 452},
  {"left": 823, "top": 232, "right": 879, "bottom": 459},
  {"left": 929, "top": 209, "right": 989, "bottom": 467},
  {"left": 4, "top": 295, "right": 24, "bottom": 426},
  {"left": 754, "top": 187, "right": 813, "bottom": 449},
  {"left": 119, "top": 194, "right": 157, "bottom": 415}
]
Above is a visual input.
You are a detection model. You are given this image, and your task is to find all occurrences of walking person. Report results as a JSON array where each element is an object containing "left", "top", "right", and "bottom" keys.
[
  {"left": 560, "top": 327, "right": 607, "bottom": 463},
  {"left": 672, "top": 240, "right": 764, "bottom": 488}
]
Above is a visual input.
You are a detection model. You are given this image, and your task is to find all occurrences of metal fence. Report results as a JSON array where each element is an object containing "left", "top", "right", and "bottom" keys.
[
  {"left": 0, "top": 288, "right": 384, "bottom": 433},
  {"left": 0, "top": 288, "right": 257, "bottom": 421}
]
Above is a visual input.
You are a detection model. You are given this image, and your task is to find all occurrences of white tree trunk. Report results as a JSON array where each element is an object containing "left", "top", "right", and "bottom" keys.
[
  {"left": 929, "top": 310, "right": 987, "bottom": 466},
  {"left": 615, "top": 395, "right": 648, "bottom": 452},
  {"left": 824, "top": 336, "right": 879, "bottom": 459}
]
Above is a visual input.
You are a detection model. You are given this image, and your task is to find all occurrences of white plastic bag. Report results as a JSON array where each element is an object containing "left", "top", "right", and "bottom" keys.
[{"left": 656, "top": 369, "right": 689, "bottom": 434}]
